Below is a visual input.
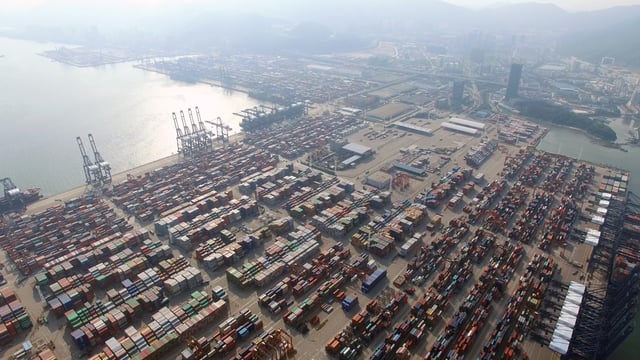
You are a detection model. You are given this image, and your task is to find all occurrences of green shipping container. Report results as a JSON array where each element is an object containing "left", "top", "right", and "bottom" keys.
[{"left": 18, "top": 314, "right": 32, "bottom": 329}]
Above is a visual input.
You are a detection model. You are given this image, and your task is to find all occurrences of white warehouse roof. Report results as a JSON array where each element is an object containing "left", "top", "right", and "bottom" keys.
[
  {"left": 393, "top": 121, "right": 433, "bottom": 135},
  {"left": 441, "top": 122, "right": 479, "bottom": 135},
  {"left": 342, "top": 143, "right": 372, "bottom": 155},
  {"left": 449, "top": 117, "right": 485, "bottom": 130}
]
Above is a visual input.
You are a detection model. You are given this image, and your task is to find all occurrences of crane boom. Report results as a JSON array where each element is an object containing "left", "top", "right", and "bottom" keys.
[
  {"left": 180, "top": 110, "right": 191, "bottom": 136},
  {"left": 195, "top": 106, "right": 207, "bottom": 132},
  {"left": 88, "top": 134, "right": 112, "bottom": 183},
  {"left": 77, "top": 136, "right": 95, "bottom": 185},
  {"left": 173, "top": 112, "right": 184, "bottom": 154}
]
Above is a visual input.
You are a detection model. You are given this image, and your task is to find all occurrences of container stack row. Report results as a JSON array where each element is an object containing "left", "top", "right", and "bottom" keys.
[
  {"left": 167, "top": 198, "right": 259, "bottom": 250},
  {"left": 89, "top": 294, "right": 228, "bottom": 360},
  {"left": 479, "top": 254, "right": 556, "bottom": 360},
  {"left": 153, "top": 190, "right": 233, "bottom": 237},
  {"left": 465, "top": 139, "right": 498, "bottom": 168},
  {"left": 66, "top": 282, "right": 163, "bottom": 332},
  {"left": 178, "top": 308, "right": 264, "bottom": 359},
  {"left": 39, "top": 229, "right": 150, "bottom": 286},
  {"left": 0, "top": 197, "right": 134, "bottom": 275},
  {"left": 163, "top": 267, "right": 204, "bottom": 296},
  {"left": 108, "top": 145, "right": 277, "bottom": 220},
  {"left": 288, "top": 182, "right": 349, "bottom": 219},
  {"left": 282, "top": 176, "right": 340, "bottom": 211},
  {"left": 196, "top": 237, "right": 253, "bottom": 271},
  {"left": 0, "top": 288, "right": 32, "bottom": 345},
  {"left": 238, "top": 165, "right": 293, "bottom": 198},
  {"left": 243, "top": 113, "right": 364, "bottom": 159}
]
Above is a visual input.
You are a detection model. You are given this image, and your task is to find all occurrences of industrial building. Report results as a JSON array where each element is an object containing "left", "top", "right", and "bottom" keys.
[
  {"left": 338, "top": 107, "right": 363, "bottom": 116},
  {"left": 341, "top": 155, "right": 362, "bottom": 167},
  {"left": 449, "top": 117, "right": 485, "bottom": 130},
  {"left": 441, "top": 122, "right": 479, "bottom": 136},
  {"left": 392, "top": 122, "right": 433, "bottom": 136},
  {"left": 368, "top": 83, "right": 417, "bottom": 100},
  {"left": 392, "top": 161, "right": 427, "bottom": 176},
  {"left": 506, "top": 63, "right": 523, "bottom": 100},
  {"left": 451, "top": 80, "right": 465, "bottom": 107},
  {"left": 366, "top": 103, "right": 413, "bottom": 121},
  {"left": 365, "top": 171, "right": 391, "bottom": 189},
  {"left": 341, "top": 143, "right": 372, "bottom": 157}
]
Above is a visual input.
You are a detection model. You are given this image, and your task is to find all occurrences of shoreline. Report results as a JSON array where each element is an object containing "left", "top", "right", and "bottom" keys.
[
  {"left": 26, "top": 134, "right": 245, "bottom": 214},
  {"left": 132, "top": 64, "right": 251, "bottom": 94},
  {"left": 519, "top": 115, "right": 626, "bottom": 151}
]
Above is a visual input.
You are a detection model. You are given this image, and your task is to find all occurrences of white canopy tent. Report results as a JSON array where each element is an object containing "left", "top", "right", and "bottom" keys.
[
  {"left": 549, "top": 334, "right": 571, "bottom": 355},
  {"left": 548, "top": 282, "right": 587, "bottom": 356}
]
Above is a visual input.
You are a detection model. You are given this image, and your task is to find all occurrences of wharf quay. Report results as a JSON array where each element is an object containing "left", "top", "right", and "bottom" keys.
[{"left": 0, "top": 110, "right": 638, "bottom": 360}]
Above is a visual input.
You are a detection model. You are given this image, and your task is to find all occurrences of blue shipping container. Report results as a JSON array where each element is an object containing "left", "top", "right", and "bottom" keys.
[{"left": 361, "top": 269, "right": 387, "bottom": 293}]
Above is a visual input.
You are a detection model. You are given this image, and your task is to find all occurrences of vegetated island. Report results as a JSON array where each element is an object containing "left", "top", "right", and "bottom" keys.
[{"left": 513, "top": 99, "right": 618, "bottom": 142}]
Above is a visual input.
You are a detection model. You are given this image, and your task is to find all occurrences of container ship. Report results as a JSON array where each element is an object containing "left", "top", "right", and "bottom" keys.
[
  {"left": 0, "top": 177, "right": 42, "bottom": 214},
  {"left": 237, "top": 102, "right": 306, "bottom": 132}
]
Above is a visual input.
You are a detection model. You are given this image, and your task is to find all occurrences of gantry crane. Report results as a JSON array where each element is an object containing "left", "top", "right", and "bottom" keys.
[
  {"left": 173, "top": 107, "right": 216, "bottom": 157},
  {"left": 187, "top": 108, "right": 203, "bottom": 152},
  {"left": 77, "top": 136, "right": 100, "bottom": 185},
  {"left": 180, "top": 110, "right": 193, "bottom": 156},
  {"left": 205, "top": 117, "right": 231, "bottom": 143},
  {"left": 88, "top": 134, "right": 112, "bottom": 184},
  {"left": 172, "top": 112, "right": 185, "bottom": 154},
  {"left": 195, "top": 106, "right": 213, "bottom": 149}
]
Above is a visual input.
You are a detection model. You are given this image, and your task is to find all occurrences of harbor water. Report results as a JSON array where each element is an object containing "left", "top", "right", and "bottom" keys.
[{"left": 0, "top": 37, "right": 260, "bottom": 196}]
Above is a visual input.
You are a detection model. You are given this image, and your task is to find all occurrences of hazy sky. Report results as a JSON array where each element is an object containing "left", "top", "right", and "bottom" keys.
[
  {"left": 1, "top": 0, "right": 640, "bottom": 12},
  {"left": 443, "top": 0, "right": 640, "bottom": 11}
]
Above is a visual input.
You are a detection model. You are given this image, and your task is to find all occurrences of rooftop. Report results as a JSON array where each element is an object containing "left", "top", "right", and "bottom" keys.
[
  {"left": 342, "top": 143, "right": 372, "bottom": 155},
  {"left": 441, "top": 122, "right": 479, "bottom": 135},
  {"left": 393, "top": 121, "right": 433, "bottom": 135},
  {"left": 449, "top": 117, "right": 485, "bottom": 130}
]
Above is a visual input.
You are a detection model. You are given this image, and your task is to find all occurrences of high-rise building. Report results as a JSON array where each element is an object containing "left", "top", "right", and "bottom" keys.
[
  {"left": 451, "top": 80, "right": 465, "bottom": 107},
  {"left": 506, "top": 63, "right": 523, "bottom": 100},
  {"left": 628, "top": 89, "right": 640, "bottom": 108}
]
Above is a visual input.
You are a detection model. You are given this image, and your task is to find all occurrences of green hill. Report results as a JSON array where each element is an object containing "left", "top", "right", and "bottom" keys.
[{"left": 560, "top": 18, "right": 640, "bottom": 68}]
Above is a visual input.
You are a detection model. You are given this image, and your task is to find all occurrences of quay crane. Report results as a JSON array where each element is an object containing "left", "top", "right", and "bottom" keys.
[
  {"left": 195, "top": 107, "right": 214, "bottom": 148},
  {"left": 88, "top": 134, "right": 112, "bottom": 184},
  {"left": 188, "top": 108, "right": 203, "bottom": 151},
  {"left": 77, "top": 136, "right": 101, "bottom": 185},
  {"left": 173, "top": 112, "right": 185, "bottom": 155},
  {"left": 173, "top": 107, "right": 216, "bottom": 156},
  {"left": 180, "top": 110, "right": 194, "bottom": 156},
  {"left": 205, "top": 117, "right": 231, "bottom": 143}
]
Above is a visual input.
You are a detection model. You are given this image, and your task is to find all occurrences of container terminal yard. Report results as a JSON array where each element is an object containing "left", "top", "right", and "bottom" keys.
[{"left": 0, "top": 98, "right": 639, "bottom": 360}]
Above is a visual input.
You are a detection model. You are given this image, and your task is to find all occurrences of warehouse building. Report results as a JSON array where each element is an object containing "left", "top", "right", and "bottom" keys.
[
  {"left": 341, "top": 155, "right": 362, "bottom": 167},
  {"left": 441, "top": 122, "right": 479, "bottom": 136},
  {"left": 367, "top": 103, "right": 413, "bottom": 121},
  {"left": 365, "top": 171, "right": 391, "bottom": 190},
  {"left": 393, "top": 122, "right": 433, "bottom": 136},
  {"left": 449, "top": 117, "right": 485, "bottom": 130},
  {"left": 392, "top": 161, "right": 427, "bottom": 176},
  {"left": 342, "top": 143, "right": 373, "bottom": 157}
]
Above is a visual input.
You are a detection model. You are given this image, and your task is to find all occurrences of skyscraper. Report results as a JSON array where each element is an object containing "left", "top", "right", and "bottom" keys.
[
  {"left": 451, "top": 80, "right": 465, "bottom": 107},
  {"left": 506, "top": 63, "right": 523, "bottom": 100}
]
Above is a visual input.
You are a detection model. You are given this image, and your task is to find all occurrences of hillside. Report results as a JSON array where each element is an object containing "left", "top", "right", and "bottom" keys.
[{"left": 559, "top": 18, "right": 640, "bottom": 67}]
